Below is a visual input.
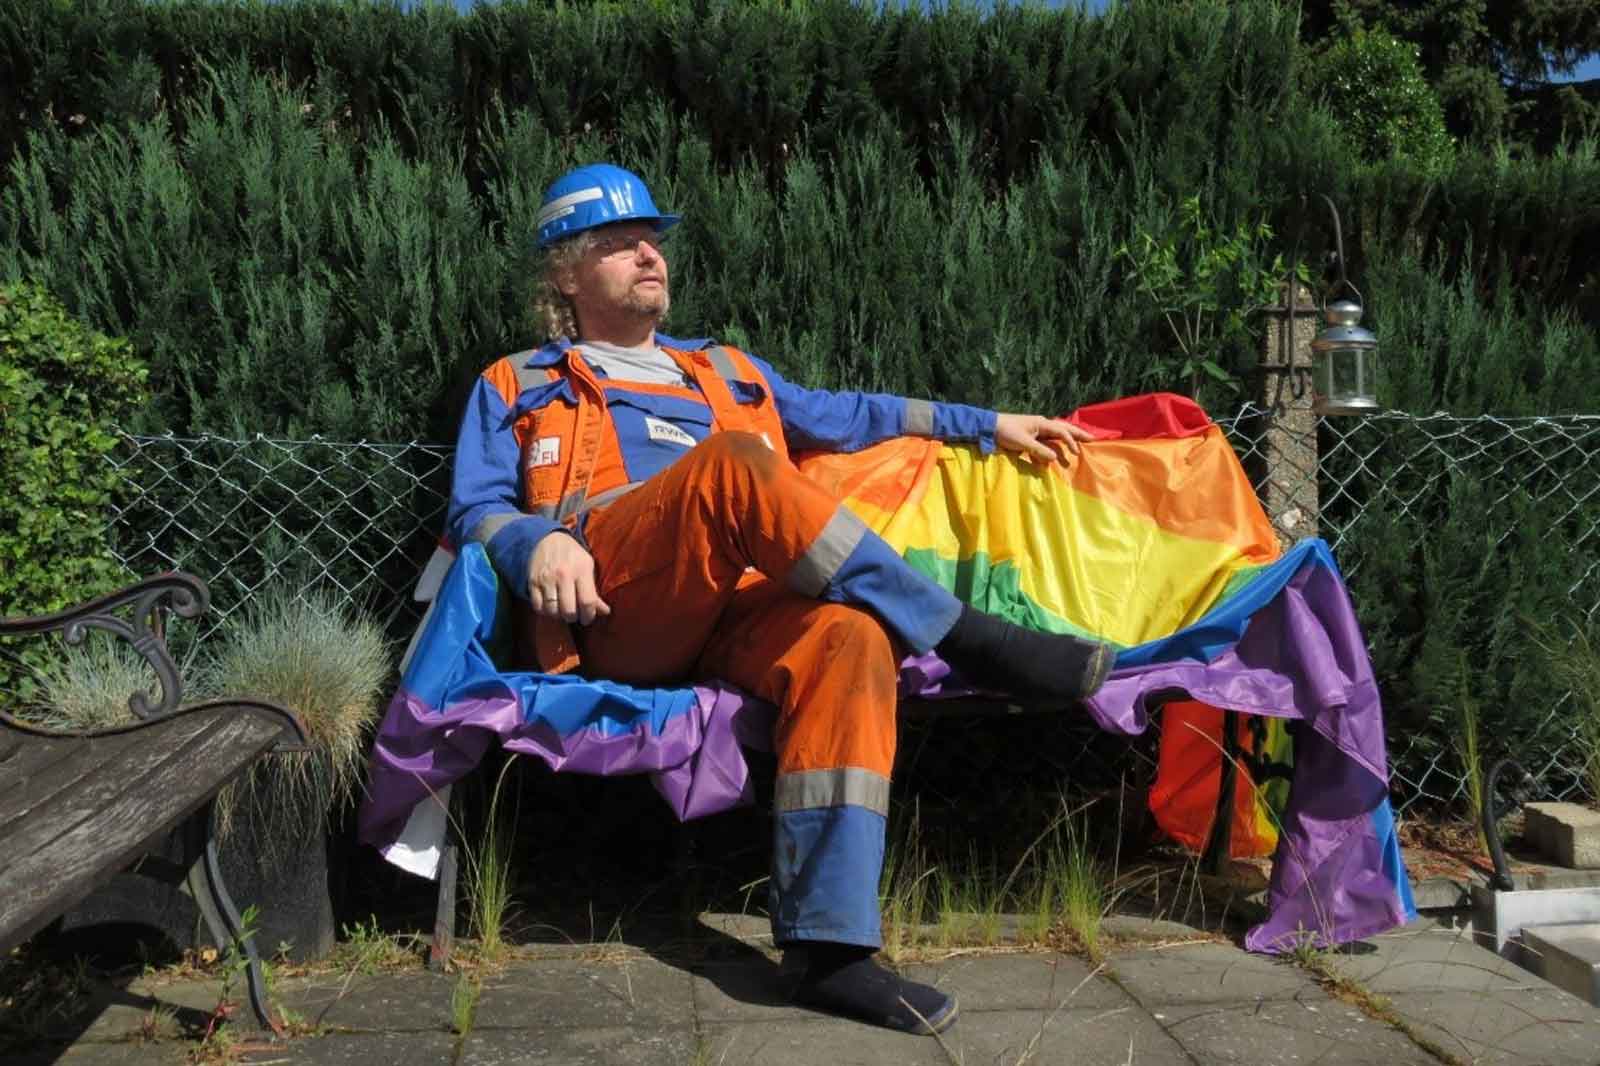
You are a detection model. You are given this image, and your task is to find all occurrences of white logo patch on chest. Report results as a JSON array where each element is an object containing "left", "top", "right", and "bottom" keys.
[
  {"left": 530, "top": 436, "right": 561, "bottom": 467},
  {"left": 645, "top": 416, "right": 698, "bottom": 448}
]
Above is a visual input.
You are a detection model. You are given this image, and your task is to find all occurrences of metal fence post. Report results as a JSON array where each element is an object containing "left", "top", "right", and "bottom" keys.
[{"left": 1258, "top": 282, "right": 1320, "bottom": 548}]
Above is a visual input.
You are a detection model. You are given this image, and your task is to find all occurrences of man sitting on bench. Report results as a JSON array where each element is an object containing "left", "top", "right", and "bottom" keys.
[{"left": 448, "top": 163, "right": 1114, "bottom": 1036}]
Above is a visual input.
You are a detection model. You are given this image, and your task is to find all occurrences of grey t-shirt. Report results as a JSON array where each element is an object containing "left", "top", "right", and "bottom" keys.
[{"left": 578, "top": 340, "right": 692, "bottom": 387}]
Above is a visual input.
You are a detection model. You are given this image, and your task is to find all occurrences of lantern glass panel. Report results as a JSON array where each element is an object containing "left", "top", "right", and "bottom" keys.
[{"left": 1315, "top": 344, "right": 1378, "bottom": 413}]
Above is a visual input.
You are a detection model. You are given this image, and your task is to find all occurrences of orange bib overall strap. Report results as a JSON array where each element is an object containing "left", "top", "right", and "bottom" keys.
[
  {"left": 505, "top": 344, "right": 786, "bottom": 675},
  {"left": 666, "top": 345, "right": 789, "bottom": 460}
]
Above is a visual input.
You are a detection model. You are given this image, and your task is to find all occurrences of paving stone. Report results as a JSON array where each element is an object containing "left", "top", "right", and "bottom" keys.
[
  {"left": 1100, "top": 914, "right": 1215, "bottom": 941},
  {"left": 1323, "top": 919, "right": 1571, "bottom": 994},
  {"left": 32, "top": 920, "right": 1600, "bottom": 1066},
  {"left": 697, "top": 1016, "right": 950, "bottom": 1066},
  {"left": 16, "top": 977, "right": 216, "bottom": 1045},
  {"left": 240, "top": 1030, "right": 457, "bottom": 1064},
  {"left": 902, "top": 951, "right": 1131, "bottom": 1012},
  {"left": 945, "top": 1005, "right": 1192, "bottom": 1066},
  {"left": 1410, "top": 875, "right": 1473, "bottom": 911},
  {"left": 695, "top": 911, "right": 777, "bottom": 951},
  {"left": 123, "top": 976, "right": 228, "bottom": 1015},
  {"left": 689, "top": 959, "right": 816, "bottom": 1023},
  {"left": 1524, "top": 922, "right": 1600, "bottom": 1004},
  {"left": 1525, "top": 802, "right": 1600, "bottom": 869},
  {"left": 1385, "top": 989, "right": 1600, "bottom": 1066},
  {"left": 8, "top": 1040, "right": 191, "bottom": 1065},
  {"left": 461, "top": 1025, "right": 698, "bottom": 1065},
  {"left": 271, "top": 972, "right": 454, "bottom": 1032},
  {"left": 1106, "top": 939, "right": 1320, "bottom": 1005},
  {"left": 1153, "top": 995, "right": 1437, "bottom": 1065},
  {"left": 470, "top": 956, "right": 693, "bottom": 1031}
]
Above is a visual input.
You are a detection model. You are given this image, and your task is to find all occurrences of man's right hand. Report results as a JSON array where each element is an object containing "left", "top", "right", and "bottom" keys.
[{"left": 528, "top": 532, "right": 611, "bottom": 625}]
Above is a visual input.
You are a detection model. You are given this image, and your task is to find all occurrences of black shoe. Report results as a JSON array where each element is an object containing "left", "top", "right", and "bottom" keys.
[{"left": 789, "top": 945, "right": 958, "bottom": 1035}]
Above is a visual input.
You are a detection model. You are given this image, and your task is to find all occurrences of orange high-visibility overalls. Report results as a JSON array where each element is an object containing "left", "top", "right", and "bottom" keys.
[{"left": 454, "top": 339, "right": 977, "bottom": 946}]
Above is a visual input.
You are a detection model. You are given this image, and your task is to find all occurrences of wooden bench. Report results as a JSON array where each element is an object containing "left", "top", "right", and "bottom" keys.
[{"left": 0, "top": 573, "right": 307, "bottom": 1031}]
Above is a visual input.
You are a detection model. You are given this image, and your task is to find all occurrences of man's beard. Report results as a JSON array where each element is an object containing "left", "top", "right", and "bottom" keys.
[{"left": 622, "top": 282, "right": 669, "bottom": 324}]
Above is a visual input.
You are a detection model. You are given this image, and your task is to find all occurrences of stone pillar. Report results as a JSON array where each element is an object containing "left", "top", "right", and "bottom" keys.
[{"left": 1258, "top": 282, "right": 1320, "bottom": 548}]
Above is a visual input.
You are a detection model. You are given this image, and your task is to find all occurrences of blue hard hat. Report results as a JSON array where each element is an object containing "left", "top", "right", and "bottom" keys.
[{"left": 536, "top": 163, "right": 681, "bottom": 250}]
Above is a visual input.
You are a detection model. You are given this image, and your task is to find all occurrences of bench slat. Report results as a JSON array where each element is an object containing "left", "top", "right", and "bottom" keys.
[
  {"left": 0, "top": 727, "right": 102, "bottom": 790},
  {"left": 0, "top": 721, "right": 208, "bottom": 834},
  {"left": 0, "top": 709, "right": 283, "bottom": 952},
  {"left": 0, "top": 710, "right": 272, "bottom": 866}
]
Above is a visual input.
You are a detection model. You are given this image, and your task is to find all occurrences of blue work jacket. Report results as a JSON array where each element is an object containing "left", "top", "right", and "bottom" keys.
[{"left": 448, "top": 333, "right": 998, "bottom": 600}]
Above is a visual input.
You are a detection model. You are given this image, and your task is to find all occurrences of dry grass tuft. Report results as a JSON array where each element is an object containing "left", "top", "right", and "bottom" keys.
[
  {"left": 194, "top": 586, "right": 392, "bottom": 845},
  {"left": 25, "top": 637, "right": 154, "bottom": 731}
]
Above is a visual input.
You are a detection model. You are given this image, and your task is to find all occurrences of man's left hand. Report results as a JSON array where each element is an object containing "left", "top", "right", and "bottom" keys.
[{"left": 995, "top": 413, "right": 1095, "bottom": 464}]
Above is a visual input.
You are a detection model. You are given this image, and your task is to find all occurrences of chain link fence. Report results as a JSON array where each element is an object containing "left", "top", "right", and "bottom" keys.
[
  {"left": 106, "top": 434, "right": 455, "bottom": 642},
  {"left": 106, "top": 408, "right": 1600, "bottom": 813},
  {"left": 1220, "top": 406, "right": 1600, "bottom": 811}
]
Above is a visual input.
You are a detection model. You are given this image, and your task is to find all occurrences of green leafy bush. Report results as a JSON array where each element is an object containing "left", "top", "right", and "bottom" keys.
[
  {"left": 0, "top": 282, "right": 146, "bottom": 692},
  {"left": 3, "top": 2, "right": 1592, "bottom": 431},
  {"left": 1533, "top": 619, "right": 1600, "bottom": 805},
  {"left": 1306, "top": 29, "right": 1454, "bottom": 175},
  {"left": 1116, "top": 194, "right": 1299, "bottom": 398}
]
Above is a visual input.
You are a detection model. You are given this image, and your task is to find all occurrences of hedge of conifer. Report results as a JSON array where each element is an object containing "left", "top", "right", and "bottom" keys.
[
  {"left": 2, "top": 0, "right": 1597, "bottom": 809},
  {"left": 3, "top": 0, "right": 1596, "bottom": 438}
]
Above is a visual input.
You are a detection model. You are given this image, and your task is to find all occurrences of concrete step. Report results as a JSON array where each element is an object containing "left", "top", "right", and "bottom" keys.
[
  {"left": 1523, "top": 922, "right": 1600, "bottom": 1006},
  {"left": 1524, "top": 802, "right": 1600, "bottom": 869}
]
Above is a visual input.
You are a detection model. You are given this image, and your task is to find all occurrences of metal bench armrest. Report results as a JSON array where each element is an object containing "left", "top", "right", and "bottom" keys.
[{"left": 0, "top": 572, "right": 209, "bottom": 721}]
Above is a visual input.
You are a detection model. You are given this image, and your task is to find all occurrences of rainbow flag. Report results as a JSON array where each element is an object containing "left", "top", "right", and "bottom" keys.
[
  {"left": 360, "top": 393, "right": 1415, "bottom": 951},
  {"left": 801, "top": 392, "right": 1414, "bottom": 948},
  {"left": 800, "top": 393, "right": 1297, "bottom": 855}
]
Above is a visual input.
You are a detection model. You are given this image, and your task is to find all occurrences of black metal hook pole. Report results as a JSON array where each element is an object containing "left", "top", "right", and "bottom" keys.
[{"left": 1483, "top": 758, "right": 1540, "bottom": 892}]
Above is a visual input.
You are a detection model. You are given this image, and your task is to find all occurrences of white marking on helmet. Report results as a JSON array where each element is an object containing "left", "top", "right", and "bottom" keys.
[{"left": 537, "top": 186, "right": 604, "bottom": 228}]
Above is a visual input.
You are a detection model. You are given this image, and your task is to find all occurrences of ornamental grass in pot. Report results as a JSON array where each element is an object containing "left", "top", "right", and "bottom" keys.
[
  {"left": 193, "top": 587, "right": 391, "bottom": 960},
  {"left": 33, "top": 585, "right": 390, "bottom": 963}
]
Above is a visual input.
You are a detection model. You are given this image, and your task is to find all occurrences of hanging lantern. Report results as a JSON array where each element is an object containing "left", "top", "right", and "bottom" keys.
[
  {"left": 1309, "top": 196, "right": 1380, "bottom": 415},
  {"left": 1310, "top": 296, "right": 1379, "bottom": 415}
]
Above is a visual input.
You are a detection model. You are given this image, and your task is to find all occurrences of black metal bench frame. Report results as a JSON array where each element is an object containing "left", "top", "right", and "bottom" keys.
[
  {"left": 0, "top": 574, "right": 307, "bottom": 1032},
  {"left": 420, "top": 690, "right": 1285, "bottom": 969},
  {"left": 422, "top": 691, "right": 1178, "bottom": 970}
]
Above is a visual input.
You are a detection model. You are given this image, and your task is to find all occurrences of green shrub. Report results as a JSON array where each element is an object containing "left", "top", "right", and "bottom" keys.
[
  {"left": 0, "top": 282, "right": 146, "bottom": 693},
  {"left": 1341, "top": 466, "right": 1598, "bottom": 809},
  {"left": 1306, "top": 29, "right": 1453, "bottom": 175},
  {"left": 1533, "top": 619, "right": 1600, "bottom": 804},
  {"left": 1116, "top": 193, "right": 1296, "bottom": 398},
  {"left": 1359, "top": 244, "right": 1600, "bottom": 415}
]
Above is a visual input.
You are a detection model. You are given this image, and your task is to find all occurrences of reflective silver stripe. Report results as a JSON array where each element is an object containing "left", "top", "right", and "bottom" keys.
[
  {"left": 787, "top": 507, "right": 869, "bottom": 598},
  {"left": 536, "top": 185, "right": 603, "bottom": 228},
  {"left": 470, "top": 512, "right": 524, "bottom": 545},
  {"left": 707, "top": 346, "right": 741, "bottom": 381},
  {"left": 535, "top": 482, "right": 645, "bottom": 524},
  {"left": 775, "top": 768, "right": 891, "bottom": 816},
  {"left": 581, "top": 481, "right": 643, "bottom": 513},
  {"left": 510, "top": 352, "right": 545, "bottom": 395},
  {"left": 904, "top": 398, "right": 935, "bottom": 436},
  {"left": 555, "top": 486, "right": 588, "bottom": 523}
]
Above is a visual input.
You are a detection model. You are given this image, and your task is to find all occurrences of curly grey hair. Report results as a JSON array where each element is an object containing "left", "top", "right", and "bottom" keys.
[{"left": 532, "top": 231, "right": 597, "bottom": 342}]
